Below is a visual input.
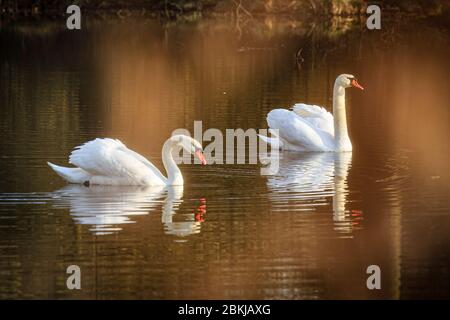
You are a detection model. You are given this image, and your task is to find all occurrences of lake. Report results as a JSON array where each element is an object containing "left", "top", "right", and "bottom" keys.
[{"left": 0, "top": 15, "right": 449, "bottom": 299}]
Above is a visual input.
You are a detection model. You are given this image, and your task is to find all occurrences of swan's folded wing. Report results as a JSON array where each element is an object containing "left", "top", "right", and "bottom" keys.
[
  {"left": 267, "top": 109, "right": 328, "bottom": 151},
  {"left": 122, "top": 147, "right": 167, "bottom": 183},
  {"left": 292, "top": 103, "right": 334, "bottom": 136},
  {"left": 69, "top": 138, "right": 165, "bottom": 185}
]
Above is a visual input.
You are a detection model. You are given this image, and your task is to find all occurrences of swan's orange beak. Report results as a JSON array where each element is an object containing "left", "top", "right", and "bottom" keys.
[
  {"left": 351, "top": 79, "right": 364, "bottom": 90},
  {"left": 195, "top": 150, "right": 207, "bottom": 165}
]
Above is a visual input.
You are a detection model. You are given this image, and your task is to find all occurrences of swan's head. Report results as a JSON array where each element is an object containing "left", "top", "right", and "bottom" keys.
[
  {"left": 336, "top": 74, "right": 364, "bottom": 90},
  {"left": 172, "top": 134, "right": 207, "bottom": 165}
]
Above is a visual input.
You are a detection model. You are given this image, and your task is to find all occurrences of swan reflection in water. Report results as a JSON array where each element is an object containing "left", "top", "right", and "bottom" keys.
[
  {"left": 50, "top": 185, "right": 206, "bottom": 236},
  {"left": 266, "top": 152, "right": 361, "bottom": 233}
]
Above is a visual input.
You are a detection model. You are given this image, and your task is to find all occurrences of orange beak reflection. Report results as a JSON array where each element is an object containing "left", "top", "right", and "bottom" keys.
[
  {"left": 195, "top": 150, "right": 207, "bottom": 165},
  {"left": 351, "top": 79, "right": 364, "bottom": 90}
]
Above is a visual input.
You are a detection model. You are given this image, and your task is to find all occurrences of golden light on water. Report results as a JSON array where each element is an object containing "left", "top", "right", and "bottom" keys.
[{"left": 0, "top": 11, "right": 449, "bottom": 299}]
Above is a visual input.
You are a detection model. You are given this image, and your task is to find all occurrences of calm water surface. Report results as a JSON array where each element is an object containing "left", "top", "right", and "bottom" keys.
[{"left": 0, "top": 17, "right": 449, "bottom": 299}]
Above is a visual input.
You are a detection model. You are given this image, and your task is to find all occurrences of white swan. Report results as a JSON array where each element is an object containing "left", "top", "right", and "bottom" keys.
[
  {"left": 259, "top": 74, "right": 364, "bottom": 152},
  {"left": 47, "top": 134, "right": 207, "bottom": 186}
]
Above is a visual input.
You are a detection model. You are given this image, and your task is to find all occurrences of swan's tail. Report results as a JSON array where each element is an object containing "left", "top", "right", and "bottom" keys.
[
  {"left": 258, "top": 130, "right": 283, "bottom": 149},
  {"left": 47, "top": 162, "right": 91, "bottom": 184}
]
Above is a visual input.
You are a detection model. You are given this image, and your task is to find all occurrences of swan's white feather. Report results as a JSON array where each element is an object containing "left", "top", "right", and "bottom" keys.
[
  {"left": 47, "top": 162, "right": 91, "bottom": 184},
  {"left": 257, "top": 134, "right": 283, "bottom": 149},
  {"left": 292, "top": 103, "right": 334, "bottom": 137},
  {"left": 65, "top": 138, "right": 167, "bottom": 186},
  {"left": 267, "top": 109, "right": 332, "bottom": 151}
]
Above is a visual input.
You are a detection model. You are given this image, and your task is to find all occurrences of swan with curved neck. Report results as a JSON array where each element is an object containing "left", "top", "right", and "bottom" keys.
[
  {"left": 259, "top": 74, "right": 364, "bottom": 152},
  {"left": 48, "top": 134, "right": 206, "bottom": 186}
]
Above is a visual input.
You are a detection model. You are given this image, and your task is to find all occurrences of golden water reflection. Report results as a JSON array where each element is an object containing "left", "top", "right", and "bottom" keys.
[
  {"left": 51, "top": 185, "right": 206, "bottom": 237},
  {"left": 0, "top": 16, "right": 449, "bottom": 298}
]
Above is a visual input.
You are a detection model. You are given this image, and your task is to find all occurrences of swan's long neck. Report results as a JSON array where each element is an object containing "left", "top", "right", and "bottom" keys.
[
  {"left": 162, "top": 139, "right": 184, "bottom": 185},
  {"left": 333, "top": 83, "right": 352, "bottom": 151}
]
